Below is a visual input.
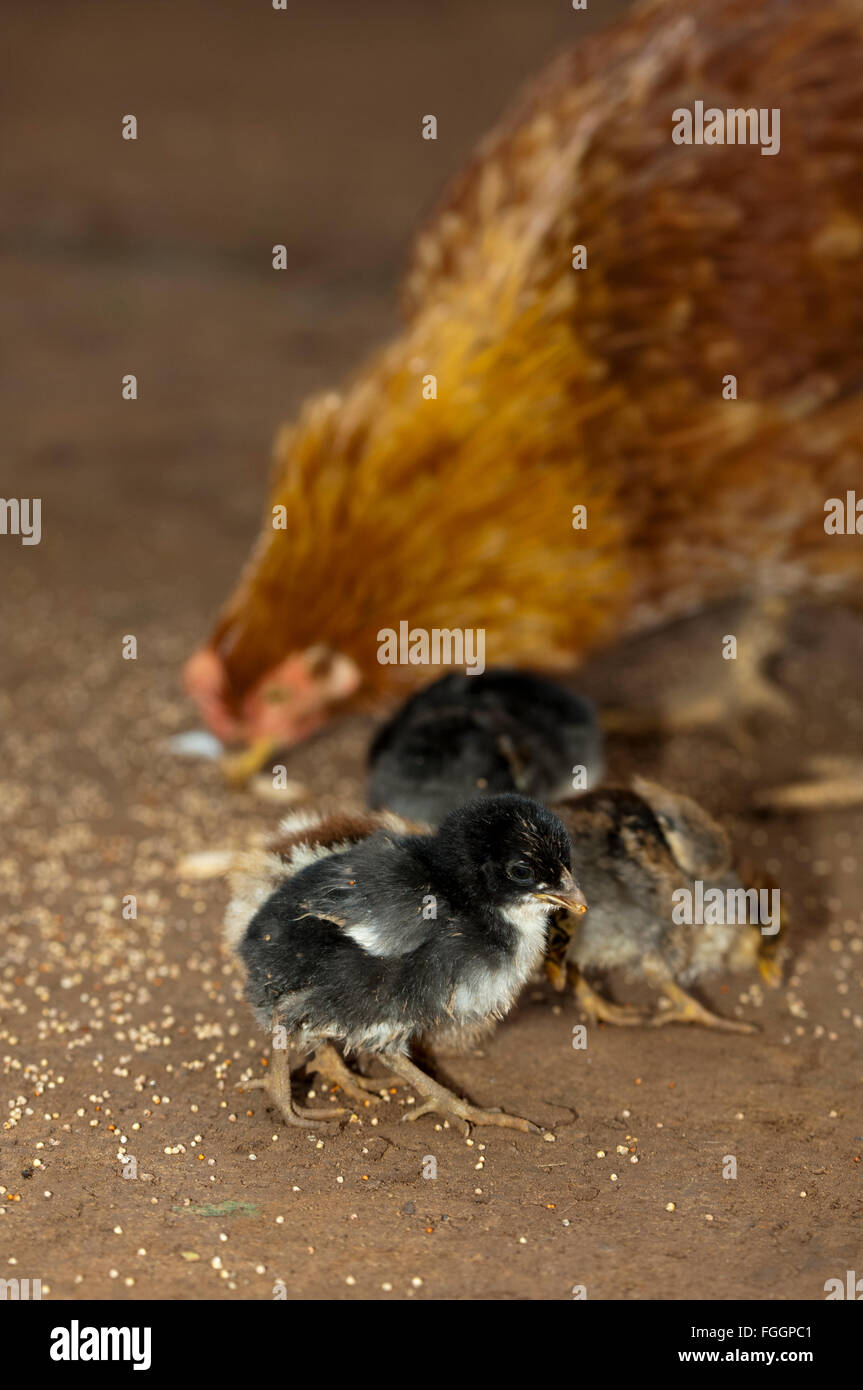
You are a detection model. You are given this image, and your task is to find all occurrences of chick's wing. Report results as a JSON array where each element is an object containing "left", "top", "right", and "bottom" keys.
[{"left": 295, "top": 835, "right": 444, "bottom": 960}]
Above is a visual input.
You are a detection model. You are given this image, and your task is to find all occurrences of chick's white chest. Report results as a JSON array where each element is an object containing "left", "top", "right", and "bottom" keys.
[{"left": 451, "top": 897, "right": 549, "bottom": 1022}]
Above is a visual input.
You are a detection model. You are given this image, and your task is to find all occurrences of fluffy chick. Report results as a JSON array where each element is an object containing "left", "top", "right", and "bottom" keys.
[
  {"left": 368, "top": 669, "right": 603, "bottom": 824},
  {"left": 552, "top": 777, "right": 782, "bottom": 1032},
  {"left": 229, "top": 794, "right": 586, "bottom": 1133},
  {"left": 226, "top": 806, "right": 420, "bottom": 1104}
]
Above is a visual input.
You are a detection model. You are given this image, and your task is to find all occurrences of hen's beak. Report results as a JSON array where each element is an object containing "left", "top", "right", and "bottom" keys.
[
  {"left": 759, "top": 955, "right": 782, "bottom": 988},
  {"left": 535, "top": 869, "right": 588, "bottom": 916}
]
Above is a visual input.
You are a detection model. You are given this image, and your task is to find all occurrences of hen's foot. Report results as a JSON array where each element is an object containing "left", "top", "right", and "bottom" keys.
[
  {"left": 756, "top": 756, "right": 863, "bottom": 812},
  {"left": 385, "top": 1053, "right": 544, "bottom": 1137}
]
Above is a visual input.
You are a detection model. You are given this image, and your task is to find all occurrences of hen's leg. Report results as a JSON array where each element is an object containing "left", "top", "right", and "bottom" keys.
[
  {"left": 240, "top": 1046, "right": 348, "bottom": 1126},
  {"left": 718, "top": 595, "right": 795, "bottom": 729},
  {"left": 603, "top": 597, "right": 793, "bottom": 746},
  {"left": 384, "top": 1052, "right": 544, "bottom": 1137}
]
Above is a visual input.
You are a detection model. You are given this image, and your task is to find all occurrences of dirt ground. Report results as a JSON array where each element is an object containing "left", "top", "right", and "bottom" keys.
[{"left": 1, "top": 0, "right": 860, "bottom": 1302}]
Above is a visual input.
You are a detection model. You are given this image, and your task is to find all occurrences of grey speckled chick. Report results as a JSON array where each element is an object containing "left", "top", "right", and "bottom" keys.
[
  {"left": 368, "top": 669, "right": 603, "bottom": 824},
  {"left": 227, "top": 795, "right": 585, "bottom": 1133},
  {"left": 552, "top": 777, "right": 782, "bottom": 1032}
]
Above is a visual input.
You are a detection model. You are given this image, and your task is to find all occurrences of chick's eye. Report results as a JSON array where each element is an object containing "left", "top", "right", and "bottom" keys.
[{"left": 507, "top": 860, "right": 533, "bottom": 884}]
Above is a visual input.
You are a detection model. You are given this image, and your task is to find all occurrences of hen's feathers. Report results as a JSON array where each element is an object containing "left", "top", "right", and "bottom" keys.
[{"left": 199, "top": 0, "right": 863, "bottom": 727}]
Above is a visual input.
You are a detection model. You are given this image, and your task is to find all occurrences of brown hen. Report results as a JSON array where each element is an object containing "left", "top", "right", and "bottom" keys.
[{"left": 185, "top": 0, "right": 863, "bottom": 752}]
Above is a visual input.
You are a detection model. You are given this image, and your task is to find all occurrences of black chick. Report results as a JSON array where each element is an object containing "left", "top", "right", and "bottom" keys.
[
  {"left": 551, "top": 778, "right": 782, "bottom": 1032},
  {"left": 368, "top": 669, "right": 603, "bottom": 824},
  {"left": 229, "top": 794, "right": 586, "bottom": 1133}
]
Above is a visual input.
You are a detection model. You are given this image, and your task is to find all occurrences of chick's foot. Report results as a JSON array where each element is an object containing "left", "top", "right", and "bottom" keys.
[
  {"left": 307, "top": 1043, "right": 393, "bottom": 1104},
  {"left": 241, "top": 1048, "right": 347, "bottom": 1126},
  {"left": 386, "top": 1053, "right": 543, "bottom": 1136},
  {"left": 649, "top": 980, "right": 759, "bottom": 1034},
  {"left": 569, "top": 965, "right": 645, "bottom": 1025}
]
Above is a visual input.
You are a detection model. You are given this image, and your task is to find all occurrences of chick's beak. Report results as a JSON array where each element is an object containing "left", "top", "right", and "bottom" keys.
[{"left": 535, "top": 869, "right": 588, "bottom": 915}]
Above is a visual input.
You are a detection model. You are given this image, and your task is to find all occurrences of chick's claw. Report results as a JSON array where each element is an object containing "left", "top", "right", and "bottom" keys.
[
  {"left": 239, "top": 1048, "right": 350, "bottom": 1126},
  {"left": 648, "top": 982, "right": 759, "bottom": 1035},
  {"left": 403, "top": 1096, "right": 542, "bottom": 1136},
  {"left": 569, "top": 966, "right": 646, "bottom": 1026},
  {"left": 387, "top": 1053, "right": 544, "bottom": 1136},
  {"left": 284, "top": 1103, "right": 350, "bottom": 1127},
  {"left": 308, "top": 1043, "right": 393, "bottom": 1105},
  {"left": 239, "top": 1077, "right": 348, "bottom": 1127}
]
